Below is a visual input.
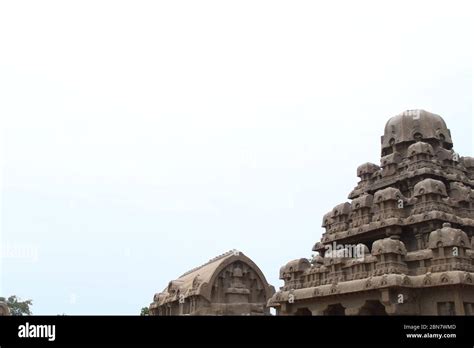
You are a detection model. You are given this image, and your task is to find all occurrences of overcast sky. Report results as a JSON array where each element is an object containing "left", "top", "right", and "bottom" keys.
[{"left": 0, "top": 0, "right": 472, "bottom": 314}]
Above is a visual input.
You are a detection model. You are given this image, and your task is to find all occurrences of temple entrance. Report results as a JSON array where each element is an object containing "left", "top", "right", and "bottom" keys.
[
  {"left": 323, "top": 304, "right": 345, "bottom": 316},
  {"left": 294, "top": 307, "right": 312, "bottom": 316},
  {"left": 358, "top": 300, "right": 387, "bottom": 315}
]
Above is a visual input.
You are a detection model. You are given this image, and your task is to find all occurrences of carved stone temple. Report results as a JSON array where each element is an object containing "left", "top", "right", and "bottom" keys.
[
  {"left": 149, "top": 250, "right": 275, "bottom": 315},
  {"left": 268, "top": 110, "right": 474, "bottom": 315}
]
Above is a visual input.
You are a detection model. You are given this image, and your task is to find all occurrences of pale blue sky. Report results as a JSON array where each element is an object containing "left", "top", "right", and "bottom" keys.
[{"left": 0, "top": 0, "right": 472, "bottom": 314}]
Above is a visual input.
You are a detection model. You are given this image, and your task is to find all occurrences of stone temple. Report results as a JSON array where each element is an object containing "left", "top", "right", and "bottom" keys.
[
  {"left": 269, "top": 110, "right": 474, "bottom": 315},
  {"left": 149, "top": 250, "right": 275, "bottom": 315}
]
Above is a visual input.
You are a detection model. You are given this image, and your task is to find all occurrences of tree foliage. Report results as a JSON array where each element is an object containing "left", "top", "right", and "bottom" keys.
[{"left": 140, "top": 306, "right": 150, "bottom": 316}]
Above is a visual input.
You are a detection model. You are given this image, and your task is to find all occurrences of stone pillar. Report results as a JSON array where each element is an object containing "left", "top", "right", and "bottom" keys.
[
  {"left": 415, "top": 233, "right": 424, "bottom": 249},
  {"left": 345, "top": 307, "right": 361, "bottom": 315},
  {"left": 454, "top": 290, "right": 465, "bottom": 315},
  {"left": 311, "top": 307, "right": 326, "bottom": 316}
]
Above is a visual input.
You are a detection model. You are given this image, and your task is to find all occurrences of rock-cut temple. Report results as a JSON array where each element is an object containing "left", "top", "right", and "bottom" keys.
[
  {"left": 150, "top": 109, "right": 474, "bottom": 316},
  {"left": 149, "top": 250, "right": 275, "bottom": 315},
  {"left": 268, "top": 110, "right": 474, "bottom": 315}
]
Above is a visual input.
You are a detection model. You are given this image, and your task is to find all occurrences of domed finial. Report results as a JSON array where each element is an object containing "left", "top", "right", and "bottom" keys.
[{"left": 382, "top": 110, "right": 453, "bottom": 155}]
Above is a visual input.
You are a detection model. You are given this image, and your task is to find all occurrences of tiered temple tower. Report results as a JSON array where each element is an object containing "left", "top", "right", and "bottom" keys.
[{"left": 268, "top": 110, "right": 474, "bottom": 315}]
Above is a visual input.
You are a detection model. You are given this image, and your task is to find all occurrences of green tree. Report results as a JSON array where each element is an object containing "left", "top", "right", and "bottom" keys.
[
  {"left": 140, "top": 306, "right": 150, "bottom": 316},
  {"left": 0, "top": 295, "right": 32, "bottom": 316}
]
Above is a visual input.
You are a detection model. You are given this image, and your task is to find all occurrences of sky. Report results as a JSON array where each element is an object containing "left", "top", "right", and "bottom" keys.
[{"left": 0, "top": 0, "right": 472, "bottom": 315}]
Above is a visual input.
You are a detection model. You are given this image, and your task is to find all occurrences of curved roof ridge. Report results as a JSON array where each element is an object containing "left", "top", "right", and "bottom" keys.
[{"left": 178, "top": 249, "right": 239, "bottom": 278}]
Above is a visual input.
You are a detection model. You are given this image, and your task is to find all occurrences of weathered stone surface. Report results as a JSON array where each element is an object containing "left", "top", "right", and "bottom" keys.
[
  {"left": 0, "top": 302, "right": 11, "bottom": 316},
  {"left": 381, "top": 110, "right": 453, "bottom": 154},
  {"left": 269, "top": 110, "right": 474, "bottom": 315},
  {"left": 149, "top": 250, "right": 275, "bottom": 315}
]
